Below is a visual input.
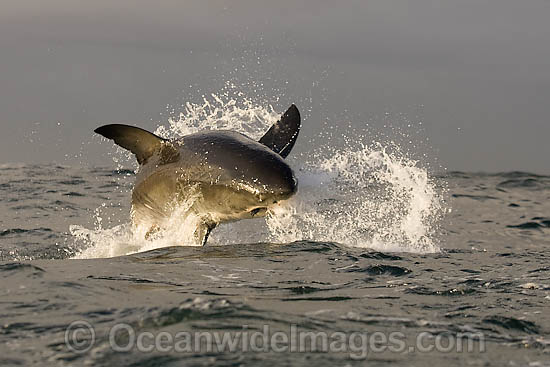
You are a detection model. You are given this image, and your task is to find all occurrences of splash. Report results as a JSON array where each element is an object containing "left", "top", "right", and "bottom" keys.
[
  {"left": 155, "top": 83, "right": 280, "bottom": 140},
  {"left": 71, "top": 190, "right": 205, "bottom": 259},
  {"left": 266, "top": 141, "right": 442, "bottom": 253},
  {"left": 71, "top": 212, "right": 207, "bottom": 259},
  {"left": 71, "top": 88, "right": 444, "bottom": 258}
]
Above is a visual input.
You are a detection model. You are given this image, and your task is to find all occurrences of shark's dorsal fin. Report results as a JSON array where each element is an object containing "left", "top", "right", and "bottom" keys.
[
  {"left": 259, "top": 104, "right": 301, "bottom": 158},
  {"left": 94, "top": 124, "right": 168, "bottom": 165}
]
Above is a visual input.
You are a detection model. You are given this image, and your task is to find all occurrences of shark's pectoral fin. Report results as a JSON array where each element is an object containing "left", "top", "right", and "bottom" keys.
[
  {"left": 259, "top": 104, "right": 301, "bottom": 158},
  {"left": 194, "top": 221, "right": 217, "bottom": 246},
  {"left": 94, "top": 124, "right": 176, "bottom": 165}
]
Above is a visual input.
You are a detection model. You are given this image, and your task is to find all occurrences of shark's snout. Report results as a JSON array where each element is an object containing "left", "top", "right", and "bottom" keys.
[{"left": 278, "top": 173, "right": 298, "bottom": 198}]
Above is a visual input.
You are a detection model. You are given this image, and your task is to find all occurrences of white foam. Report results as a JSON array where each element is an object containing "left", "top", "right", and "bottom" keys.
[
  {"left": 266, "top": 142, "right": 443, "bottom": 253},
  {"left": 154, "top": 82, "right": 279, "bottom": 140}
]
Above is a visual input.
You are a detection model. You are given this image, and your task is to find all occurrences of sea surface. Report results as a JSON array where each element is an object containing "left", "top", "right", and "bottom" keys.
[
  {"left": 1, "top": 101, "right": 549, "bottom": 366},
  {"left": 1, "top": 165, "right": 549, "bottom": 366}
]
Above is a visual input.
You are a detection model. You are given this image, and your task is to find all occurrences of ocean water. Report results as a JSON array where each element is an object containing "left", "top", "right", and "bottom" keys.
[{"left": 1, "top": 99, "right": 549, "bottom": 366}]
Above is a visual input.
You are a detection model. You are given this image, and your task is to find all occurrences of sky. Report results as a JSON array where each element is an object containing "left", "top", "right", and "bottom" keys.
[{"left": 0, "top": 0, "right": 549, "bottom": 173}]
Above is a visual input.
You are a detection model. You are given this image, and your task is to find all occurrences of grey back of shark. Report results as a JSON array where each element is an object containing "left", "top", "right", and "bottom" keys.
[{"left": 94, "top": 104, "right": 300, "bottom": 245}]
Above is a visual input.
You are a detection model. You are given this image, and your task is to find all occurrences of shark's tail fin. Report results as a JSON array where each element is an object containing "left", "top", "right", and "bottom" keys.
[{"left": 94, "top": 124, "right": 166, "bottom": 165}]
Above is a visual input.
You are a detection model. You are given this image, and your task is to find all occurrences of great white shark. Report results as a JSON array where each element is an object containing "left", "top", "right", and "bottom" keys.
[{"left": 94, "top": 104, "right": 300, "bottom": 245}]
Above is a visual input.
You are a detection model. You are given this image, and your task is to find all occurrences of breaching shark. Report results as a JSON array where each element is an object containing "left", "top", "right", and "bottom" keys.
[{"left": 94, "top": 104, "right": 300, "bottom": 245}]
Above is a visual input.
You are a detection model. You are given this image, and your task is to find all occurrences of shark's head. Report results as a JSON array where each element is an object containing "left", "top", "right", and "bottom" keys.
[
  {"left": 220, "top": 131, "right": 297, "bottom": 199},
  {"left": 230, "top": 138, "right": 298, "bottom": 211},
  {"left": 181, "top": 130, "right": 298, "bottom": 220}
]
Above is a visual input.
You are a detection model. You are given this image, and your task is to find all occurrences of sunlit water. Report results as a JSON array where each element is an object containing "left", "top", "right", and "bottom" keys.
[{"left": 1, "top": 95, "right": 549, "bottom": 366}]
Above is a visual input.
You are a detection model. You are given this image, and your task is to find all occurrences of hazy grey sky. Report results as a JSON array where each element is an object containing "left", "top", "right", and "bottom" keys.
[{"left": 1, "top": 0, "right": 549, "bottom": 172}]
